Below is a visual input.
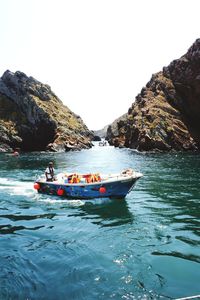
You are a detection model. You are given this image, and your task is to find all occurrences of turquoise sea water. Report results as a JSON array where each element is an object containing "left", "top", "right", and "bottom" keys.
[{"left": 0, "top": 144, "right": 200, "bottom": 300}]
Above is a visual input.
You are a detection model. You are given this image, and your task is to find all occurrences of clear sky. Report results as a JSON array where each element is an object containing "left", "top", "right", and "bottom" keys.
[{"left": 0, "top": 0, "right": 200, "bottom": 130}]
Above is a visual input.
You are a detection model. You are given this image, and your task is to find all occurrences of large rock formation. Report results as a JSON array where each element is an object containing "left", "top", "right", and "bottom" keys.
[
  {"left": 93, "top": 124, "right": 109, "bottom": 140},
  {"left": 106, "top": 39, "right": 200, "bottom": 151},
  {"left": 106, "top": 114, "right": 127, "bottom": 147},
  {"left": 0, "top": 70, "right": 93, "bottom": 152}
]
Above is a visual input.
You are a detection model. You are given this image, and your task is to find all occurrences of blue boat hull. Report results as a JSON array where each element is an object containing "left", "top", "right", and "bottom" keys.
[{"left": 35, "top": 176, "right": 139, "bottom": 200}]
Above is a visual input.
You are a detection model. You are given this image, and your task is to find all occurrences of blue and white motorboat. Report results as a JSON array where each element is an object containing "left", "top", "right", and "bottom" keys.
[{"left": 34, "top": 168, "right": 143, "bottom": 200}]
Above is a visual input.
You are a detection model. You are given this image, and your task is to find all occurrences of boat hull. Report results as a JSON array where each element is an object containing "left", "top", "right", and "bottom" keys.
[{"left": 35, "top": 175, "right": 141, "bottom": 200}]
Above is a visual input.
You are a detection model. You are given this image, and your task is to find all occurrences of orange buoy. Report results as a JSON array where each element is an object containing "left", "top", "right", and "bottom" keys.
[
  {"left": 99, "top": 186, "right": 106, "bottom": 194},
  {"left": 34, "top": 183, "right": 40, "bottom": 190},
  {"left": 57, "top": 188, "right": 64, "bottom": 196}
]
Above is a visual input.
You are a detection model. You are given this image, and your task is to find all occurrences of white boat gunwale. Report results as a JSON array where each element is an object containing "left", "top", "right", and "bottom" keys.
[{"left": 37, "top": 172, "right": 143, "bottom": 187}]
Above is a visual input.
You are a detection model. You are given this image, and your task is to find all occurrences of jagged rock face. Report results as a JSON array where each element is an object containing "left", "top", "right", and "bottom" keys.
[
  {"left": 106, "top": 114, "right": 127, "bottom": 147},
  {"left": 106, "top": 39, "right": 200, "bottom": 151},
  {"left": 0, "top": 70, "right": 93, "bottom": 152},
  {"left": 164, "top": 41, "right": 200, "bottom": 128},
  {"left": 93, "top": 125, "right": 109, "bottom": 139}
]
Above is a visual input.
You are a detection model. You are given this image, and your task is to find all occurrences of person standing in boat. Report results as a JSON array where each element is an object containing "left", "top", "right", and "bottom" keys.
[{"left": 45, "top": 162, "right": 55, "bottom": 182}]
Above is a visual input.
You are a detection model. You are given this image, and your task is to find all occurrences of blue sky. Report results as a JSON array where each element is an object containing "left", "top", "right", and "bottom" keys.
[{"left": 1, "top": 0, "right": 200, "bottom": 130}]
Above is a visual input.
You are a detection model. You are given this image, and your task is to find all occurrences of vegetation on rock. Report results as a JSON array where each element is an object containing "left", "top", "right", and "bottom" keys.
[
  {"left": 106, "top": 39, "right": 200, "bottom": 151},
  {"left": 0, "top": 70, "right": 93, "bottom": 152}
]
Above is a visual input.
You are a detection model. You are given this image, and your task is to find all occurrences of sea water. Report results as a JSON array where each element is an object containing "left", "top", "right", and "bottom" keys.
[{"left": 0, "top": 144, "right": 200, "bottom": 300}]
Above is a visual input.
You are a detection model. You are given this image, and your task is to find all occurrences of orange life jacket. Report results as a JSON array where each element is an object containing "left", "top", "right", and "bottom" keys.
[{"left": 68, "top": 174, "right": 80, "bottom": 184}]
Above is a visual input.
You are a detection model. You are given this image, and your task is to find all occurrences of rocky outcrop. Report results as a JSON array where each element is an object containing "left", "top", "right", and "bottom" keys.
[
  {"left": 93, "top": 125, "right": 109, "bottom": 139},
  {"left": 0, "top": 70, "right": 93, "bottom": 152},
  {"left": 92, "top": 135, "right": 101, "bottom": 141},
  {"left": 106, "top": 114, "right": 127, "bottom": 147},
  {"left": 106, "top": 39, "right": 200, "bottom": 151}
]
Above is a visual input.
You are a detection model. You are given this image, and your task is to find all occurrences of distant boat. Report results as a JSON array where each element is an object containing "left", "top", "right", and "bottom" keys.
[
  {"left": 99, "top": 140, "right": 107, "bottom": 146},
  {"left": 34, "top": 168, "right": 143, "bottom": 200}
]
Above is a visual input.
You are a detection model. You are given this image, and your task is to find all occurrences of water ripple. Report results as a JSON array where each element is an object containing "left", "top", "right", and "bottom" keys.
[
  {"left": 0, "top": 224, "right": 44, "bottom": 234},
  {"left": 152, "top": 251, "right": 200, "bottom": 264}
]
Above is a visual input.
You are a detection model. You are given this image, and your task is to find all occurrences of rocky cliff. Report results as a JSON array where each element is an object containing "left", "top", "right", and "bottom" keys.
[
  {"left": 93, "top": 124, "right": 109, "bottom": 139},
  {"left": 106, "top": 39, "right": 200, "bottom": 151},
  {"left": 106, "top": 114, "right": 127, "bottom": 146},
  {"left": 0, "top": 70, "right": 93, "bottom": 152}
]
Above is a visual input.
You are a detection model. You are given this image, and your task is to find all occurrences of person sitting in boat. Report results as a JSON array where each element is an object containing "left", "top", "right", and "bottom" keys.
[{"left": 45, "top": 162, "right": 55, "bottom": 182}]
